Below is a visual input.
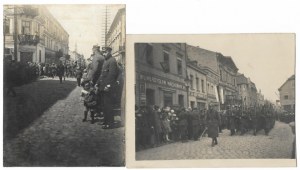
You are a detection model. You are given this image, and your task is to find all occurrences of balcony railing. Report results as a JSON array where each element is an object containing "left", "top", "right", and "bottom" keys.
[{"left": 18, "top": 34, "right": 40, "bottom": 45}]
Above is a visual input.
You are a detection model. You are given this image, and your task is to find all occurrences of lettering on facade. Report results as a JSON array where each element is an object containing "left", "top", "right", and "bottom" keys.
[
  {"left": 189, "top": 91, "right": 207, "bottom": 100},
  {"left": 139, "top": 74, "right": 185, "bottom": 90}
]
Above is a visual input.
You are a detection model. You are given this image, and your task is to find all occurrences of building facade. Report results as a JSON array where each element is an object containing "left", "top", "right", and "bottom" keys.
[
  {"left": 278, "top": 75, "right": 295, "bottom": 112},
  {"left": 186, "top": 60, "right": 207, "bottom": 110},
  {"left": 135, "top": 43, "right": 188, "bottom": 108},
  {"left": 186, "top": 45, "right": 220, "bottom": 110},
  {"left": 106, "top": 8, "right": 125, "bottom": 66},
  {"left": 4, "top": 5, "right": 69, "bottom": 64},
  {"left": 237, "top": 73, "right": 258, "bottom": 107},
  {"left": 217, "top": 53, "right": 239, "bottom": 109}
]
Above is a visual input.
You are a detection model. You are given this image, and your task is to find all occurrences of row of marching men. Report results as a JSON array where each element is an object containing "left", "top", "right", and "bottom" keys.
[{"left": 135, "top": 104, "right": 276, "bottom": 150}]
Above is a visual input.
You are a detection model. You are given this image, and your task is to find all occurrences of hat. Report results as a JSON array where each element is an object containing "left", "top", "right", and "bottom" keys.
[
  {"left": 92, "top": 45, "right": 100, "bottom": 49},
  {"left": 104, "top": 47, "right": 112, "bottom": 52}
]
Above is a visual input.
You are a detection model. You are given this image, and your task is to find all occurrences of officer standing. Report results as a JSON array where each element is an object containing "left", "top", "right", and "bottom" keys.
[
  {"left": 87, "top": 45, "right": 105, "bottom": 84},
  {"left": 96, "top": 47, "right": 119, "bottom": 129}
]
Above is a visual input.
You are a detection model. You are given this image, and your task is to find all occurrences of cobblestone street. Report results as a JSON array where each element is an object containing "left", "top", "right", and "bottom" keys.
[
  {"left": 136, "top": 121, "right": 294, "bottom": 160},
  {"left": 3, "top": 78, "right": 125, "bottom": 166}
]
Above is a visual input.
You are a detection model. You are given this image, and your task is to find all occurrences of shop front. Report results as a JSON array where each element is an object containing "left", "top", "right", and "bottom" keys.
[{"left": 136, "top": 72, "right": 187, "bottom": 108}]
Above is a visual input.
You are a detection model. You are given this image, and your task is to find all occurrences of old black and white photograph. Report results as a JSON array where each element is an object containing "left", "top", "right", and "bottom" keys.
[
  {"left": 3, "top": 4, "right": 125, "bottom": 166},
  {"left": 131, "top": 34, "right": 295, "bottom": 166}
]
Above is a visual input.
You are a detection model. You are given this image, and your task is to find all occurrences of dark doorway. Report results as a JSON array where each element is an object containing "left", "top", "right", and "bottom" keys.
[
  {"left": 146, "top": 89, "right": 155, "bottom": 106},
  {"left": 20, "top": 52, "right": 33, "bottom": 64}
]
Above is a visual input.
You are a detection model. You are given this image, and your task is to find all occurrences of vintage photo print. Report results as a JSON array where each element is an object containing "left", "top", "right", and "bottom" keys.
[
  {"left": 126, "top": 34, "right": 296, "bottom": 168},
  {"left": 3, "top": 4, "right": 125, "bottom": 166}
]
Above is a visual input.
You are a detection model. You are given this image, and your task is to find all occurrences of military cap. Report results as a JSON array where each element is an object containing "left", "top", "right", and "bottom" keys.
[{"left": 92, "top": 45, "right": 100, "bottom": 49}]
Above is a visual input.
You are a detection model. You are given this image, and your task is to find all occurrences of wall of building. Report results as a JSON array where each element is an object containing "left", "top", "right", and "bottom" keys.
[
  {"left": 279, "top": 78, "right": 295, "bottom": 112},
  {"left": 187, "top": 63, "right": 207, "bottom": 109},
  {"left": 135, "top": 43, "right": 188, "bottom": 108}
]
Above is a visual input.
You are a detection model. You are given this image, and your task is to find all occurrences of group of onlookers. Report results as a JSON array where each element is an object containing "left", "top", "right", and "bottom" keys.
[
  {"left": 135, "top": 104, "right": 277, "bottom": 150},
  {"left": 4, "top": 59, "right": 40, "bottom": 97}
]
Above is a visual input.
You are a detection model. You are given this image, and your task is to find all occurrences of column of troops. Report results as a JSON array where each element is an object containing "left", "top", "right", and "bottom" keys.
[{"left": 135, "top": 104, "right": 276, "bottom": 150}]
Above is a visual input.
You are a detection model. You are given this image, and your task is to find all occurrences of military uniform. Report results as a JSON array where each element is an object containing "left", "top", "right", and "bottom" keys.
[{"left": 97, "top": 51, "right": 119, "bottom": 128}]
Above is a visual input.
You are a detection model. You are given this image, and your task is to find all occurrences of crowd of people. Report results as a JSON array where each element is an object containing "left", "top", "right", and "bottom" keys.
[
  {"left": 4, "top": 59, "right": 40, "bottom": 97},
  {"left": 135, "top": 104, "right": 277, "bottom": 150}
]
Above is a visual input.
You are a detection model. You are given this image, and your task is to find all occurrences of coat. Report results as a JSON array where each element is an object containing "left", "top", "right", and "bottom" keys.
[
  {"left": 97, "top": 54, "right": 118, "bottom": 91},
  {"left": 56, "top": 64, "right": 65, "bottom": 76},
  {"left": 87, "top": 52, "right": 105, "bottom": 84},
  {"left": 206, "top": 109, "right": 220, "bottom": 138}
]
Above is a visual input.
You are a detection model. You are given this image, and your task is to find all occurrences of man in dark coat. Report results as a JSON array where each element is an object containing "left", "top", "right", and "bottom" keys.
[
  {"left": 96, "top": 47, "right": 119, "bottom": 129},
  {"left": 57, "top": 62, "right": 65, "bottom": 84},
  {"left": 205, "top": 105, "right": 221, "bottom": 147}
]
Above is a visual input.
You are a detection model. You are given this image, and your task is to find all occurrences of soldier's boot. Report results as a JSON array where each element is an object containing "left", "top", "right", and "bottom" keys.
[
  {"left": 82, "top": 111, "right": 88, "bottom": 122},
  {"left": 91, "top": 111, "right": 95, "bottom": 124}
]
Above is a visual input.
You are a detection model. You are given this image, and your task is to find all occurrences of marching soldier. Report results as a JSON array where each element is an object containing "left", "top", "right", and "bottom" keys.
[
  {"left": 227, "top": 106, "right": 236, "bottom": 136},
  {"left": 205, "top": 104, "right": 221, "bottom": 147}
]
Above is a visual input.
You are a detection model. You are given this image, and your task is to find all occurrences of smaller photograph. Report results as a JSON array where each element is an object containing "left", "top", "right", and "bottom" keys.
[
  {"left": 3, "top": 4, "right": 125, "bottom": 166},
  {"left": 130, "top": 34, "right": 295, "bottom": 167}
]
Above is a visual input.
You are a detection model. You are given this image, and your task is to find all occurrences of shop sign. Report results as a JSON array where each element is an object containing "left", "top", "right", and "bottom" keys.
[{"left": 139, "top": 74, "right": 185, "bottom": 90}]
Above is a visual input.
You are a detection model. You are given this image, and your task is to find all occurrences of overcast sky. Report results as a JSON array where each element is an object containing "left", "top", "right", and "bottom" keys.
[
  {"left": 46, "top": 4, "right": 124, "bottom": 58},
  {"left": 184, "top": 34, "right": 295, "bottom": 102}
]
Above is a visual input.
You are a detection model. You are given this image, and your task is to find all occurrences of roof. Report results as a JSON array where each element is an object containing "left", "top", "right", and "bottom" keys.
[
  {"left": 278, "top": 74, "right": 295, "bottom": 91},
  {"left": 186, "top": 44, "right": 219, "bottom": 74},
  {"left": 217, "top": 53, "right": 238, "bottom": 71},
  {"left": 236, "top": 74, "right": 248, "bottom": 85}
]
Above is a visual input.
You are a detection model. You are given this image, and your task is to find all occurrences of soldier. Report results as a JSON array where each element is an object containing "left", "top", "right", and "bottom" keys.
[
  {"left": 57, "top": 61, "right": 65, "bottom": 84},
  {"left": 191, "top": 108, "right": 200, "bottom": 140},
  {"left": 87, "top": 45, "right": 105, "bottom": 84},
  {"left": 96, "top": 47, "right": 119, "bottom": 129},
  {"left": 227, "top": 105, "right": 236, "bottom": 136},
  {"left": 199, "top": 109, "right": 207, "bottom": 138},
  {"left": 205, "top": 104, "right": 221, "bottom": 147}
]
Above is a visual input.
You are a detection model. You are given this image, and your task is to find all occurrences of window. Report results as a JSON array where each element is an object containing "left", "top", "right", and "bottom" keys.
[
  {"left": 201, "top": 79, "right": 205, "bottom": 93},
  {"left": 190, "top": 101, "right": 195, "bottom": 109},
  {"left": 162, "top": 51, "right": 170, "bottom": 73},
  {"left": 39, "top": 50, "right": 41, "bottom": 62},
  {"left": 145, "top": 44, "right": 153, "bottom": 65},
  {"left": 207, "top": 83, "right": 210, "bottom": 93},
  {"left": 196, "top": 77, "right": 199, "bottom": 91},
  {"left": 177, "top": 56, "right": 182, "bottom": 75},
  {"left": 178, "top": 95, "right": 184, "bottom": 107},
  {"left": 146, "top": 89, "right": 155, "bottom": 106},
  {"left": 4, "top": 19, "right": 10, "bottom": 34},
  {"left": 292, "top": 81, "right": 295, "bottom": 87},
  {"left": 190, "top": 75, "right": 194, "bottom": 90},
  {"left": 284, "top": 95, "right": 288, "bottom": 99},
  {"left": 21, "top": 21, "right": 31, "bottom": 34},
  {"left": 164, "top": 92, "right": 173, "bottom": 107}
]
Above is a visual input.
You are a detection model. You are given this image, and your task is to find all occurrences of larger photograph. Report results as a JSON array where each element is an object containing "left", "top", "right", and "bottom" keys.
[
  {"left": 127, "top": 34, "right": 296, "bottom": 167},
  {"left": 3, "top": 4, "right": 125, "bottom": 166}
]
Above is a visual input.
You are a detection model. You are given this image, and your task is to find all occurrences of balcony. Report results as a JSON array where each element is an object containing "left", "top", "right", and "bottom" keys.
[{"left": 18, "top": 34, "right": 40, "bottom": 45}]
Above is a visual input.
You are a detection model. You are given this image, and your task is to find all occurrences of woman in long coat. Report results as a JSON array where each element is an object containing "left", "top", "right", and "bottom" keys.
[{"left": 205, "top": 106, "right": 221, "bottom": 147}]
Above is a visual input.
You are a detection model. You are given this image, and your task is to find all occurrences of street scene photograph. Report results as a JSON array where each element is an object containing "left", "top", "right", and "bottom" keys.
[
  {"left": 134, "top": 34, "right": 295, "bottom": 162},
  {"left": 3, "top": 4, "right": 125, "bottom": 166}
]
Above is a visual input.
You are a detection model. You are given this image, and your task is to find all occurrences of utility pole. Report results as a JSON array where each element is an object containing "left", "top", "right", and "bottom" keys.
[
  {"left": 101, "top": 5, "right": 110, "bottom": 47},
  {"left": 13, "top": 5, "right": 18, "bottom": 60}
]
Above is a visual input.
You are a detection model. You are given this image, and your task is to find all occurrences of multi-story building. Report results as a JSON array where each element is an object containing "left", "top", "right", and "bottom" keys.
[
  {"left": 186, "top": 59, "right": 207, "bottom": 109},
  {"left": 106, "top": 8, "right": 125, "bottom": 66},
  {"left": 217, "top": 53, "right": 239, "bottom": 109},
  {"left": 237, "top": 73, "right": 258, "bottom": 107},
  {"left": 186, "top": 45, "right": 220, "bottom": 110},
  {"left": 4, "top": 5, "right": 69, "bottom": 64},
  {"left": 135, "top": 43, "right": 188, "bottom": 108},
  {"left": 257, "top": 89, "right": 264, "bottom": 106},
  {"left": 278, "top": 75, "right": 295, "bottom": 112}
]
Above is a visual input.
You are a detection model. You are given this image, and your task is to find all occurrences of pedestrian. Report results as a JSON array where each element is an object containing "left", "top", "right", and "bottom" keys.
[
  {"left": 57, "top": 62, "right": 65, "bottom": 84},
  {"left": 96, "top": 47, "right": 119, "bottom": 129},
  {"left": 81, "top": 81, "right": 98, "bottom": 124},
  {"left": 75, "top": 66, "right": 83, "bottom": 86},
  {"left": 205, "top": 104, "right": 221, "bottom": 147},
  {"left": 178, "top": 108, "right": 188, "bottom": 142},
  {"left": 87, "top": 45, "right": 105, "bottom": 84}
]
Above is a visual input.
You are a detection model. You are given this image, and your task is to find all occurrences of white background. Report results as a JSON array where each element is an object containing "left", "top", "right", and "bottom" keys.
[{"left": 1, "top": 0, "right": 300, "bottom": 169}]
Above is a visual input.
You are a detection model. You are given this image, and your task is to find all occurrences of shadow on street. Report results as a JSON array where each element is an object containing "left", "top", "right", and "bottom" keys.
[{"left": 3, "top": 79, "right": 77, "bottom": 140}]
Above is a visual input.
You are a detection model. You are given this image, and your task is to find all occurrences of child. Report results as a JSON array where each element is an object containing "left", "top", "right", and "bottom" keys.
[{"left": 81, "top": 81, "right": 98, "bottom": 124}]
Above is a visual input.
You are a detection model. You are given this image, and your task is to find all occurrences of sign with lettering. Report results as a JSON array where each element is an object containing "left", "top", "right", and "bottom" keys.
[
  {"left": 139, "top": 73, "right": 186, "bottom": 90},
  {"left": 189, "top": 91, "right": 207, "bottom": 100}
]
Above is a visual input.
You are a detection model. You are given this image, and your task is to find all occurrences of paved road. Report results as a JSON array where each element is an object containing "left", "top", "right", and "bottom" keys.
[
  {"left": 3, "top": 78, "right": 125, "bottom": 166},
  {"left": 136, "top": 121, "right": 294, "bottom": 160}
]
